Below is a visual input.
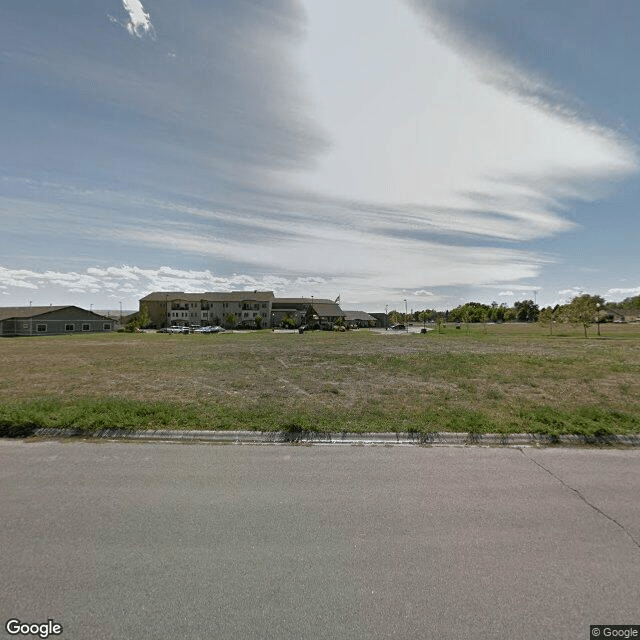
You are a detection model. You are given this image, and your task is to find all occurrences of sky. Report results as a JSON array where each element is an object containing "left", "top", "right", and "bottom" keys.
[{"left": 1, "top": 0, "right": 639, "bottom": 313}]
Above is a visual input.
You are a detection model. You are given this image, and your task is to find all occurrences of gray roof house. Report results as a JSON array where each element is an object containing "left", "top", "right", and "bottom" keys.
[
  {"left": 343, "top": 310, "right": 377, "bottom": 328},
  {"left": 271, "top": 298, "right": 344, "bottom": 329},
  {"left": 0, "top": 306, "right": 116, "bottom": 337}
]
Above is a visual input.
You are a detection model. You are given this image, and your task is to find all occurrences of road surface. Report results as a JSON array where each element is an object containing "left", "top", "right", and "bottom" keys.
[{"left": 1, "top": 440, "right": 638, "bottom": 639}]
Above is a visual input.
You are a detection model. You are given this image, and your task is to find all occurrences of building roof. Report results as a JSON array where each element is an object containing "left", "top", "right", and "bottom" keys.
[
  {"left": 272, "top": 297, "right": 335, "bottom": 305},
  {"left": 343, "top": 310, "right": 377, "bottom": 322},
  {"left": 0, "top": 306, "right": 111, "bottom": 321},
  {"left": 310, "top": 302, "right": 344, "bottom": 318},
  {"left": 141, "top": 291, "right": 275, "bottom": 303}
]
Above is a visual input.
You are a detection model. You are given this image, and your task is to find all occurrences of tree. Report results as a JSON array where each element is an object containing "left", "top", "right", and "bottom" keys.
[
  {"left": 513, "top": 300, "right": 539, "bottom": 322},
  {"left": 565, "top": 294, "right": 604, "bottom": 338},
  {"left": 537, "top": 306, "right": 555, "bottom": 336},
  {"left": 224, "top": 313, "right": 237, "bottom": 329},
  {"left": 493, "top": 304, "right": 508, "bottom": 323},
  {"left": 138, "top": 304, "right": 150, "bottom": 329},
  {"left": 254, "top": 315, "right": 263, "bottom": 329},
  {"left": 448, "top": 302, "right": 490, "bottom": 325},
  {"left": 388, "top": 310, "right": 402, "bottom": 326},
  {"left": 620, "top": 295, "right": 640, "bottom": 309},
  {"left": 418, "top": 311, "right": 429, "bottom": 329},
  {"left": 281, "top": 313, "right": 296, "bottom": 329},
  {"left": 125, "top": 304, "right": 150, "bottom": 332}
]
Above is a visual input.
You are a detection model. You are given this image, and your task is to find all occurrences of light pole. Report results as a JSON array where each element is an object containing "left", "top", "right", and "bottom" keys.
[
  {"left": 385, "top": 305, "right": 388, "bottom": 330},
  {"left": 119, "top": 301, "right": 122, "bottom": 326},
  {"left": 404, "top": 299, "right": 408, "bottom": 331},
  {"left": 596, "top": 302, "right": 601, "bottom": 336}
]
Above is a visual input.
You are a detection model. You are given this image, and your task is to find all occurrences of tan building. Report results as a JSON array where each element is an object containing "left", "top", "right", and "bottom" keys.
[{"left": 140, "top": 291, "right": 275, "bottom": 329}]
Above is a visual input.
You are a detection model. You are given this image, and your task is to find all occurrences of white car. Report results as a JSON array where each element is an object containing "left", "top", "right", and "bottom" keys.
[{"left": 169, "top": 326, "right": 189, "bottom": 334}]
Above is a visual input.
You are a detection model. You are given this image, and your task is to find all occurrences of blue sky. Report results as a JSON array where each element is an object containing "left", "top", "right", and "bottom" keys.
[{"left": 1, "top": 0, "right": 638, "bottom": 312}]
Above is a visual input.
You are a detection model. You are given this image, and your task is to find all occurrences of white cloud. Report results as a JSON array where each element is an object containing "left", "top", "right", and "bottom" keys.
[
  {"left": 0, "top": 268, "right": 41, "bottom": 290},
  {"left": 0, "top": 265, "right": 334, "bottom": 306},
  {"left": 498, "top": 291, "right": 514, "bottom": 297},
  {"left": 297, "top": 0, "right": 637, "bottom": 242},
  {"left": 121, "top": 0, "right": 154, "bottom": 38}
]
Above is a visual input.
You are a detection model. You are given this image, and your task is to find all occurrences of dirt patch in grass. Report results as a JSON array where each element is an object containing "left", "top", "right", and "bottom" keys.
[{"left": 1, "top": 324, "right": 640, "bottom": 434}]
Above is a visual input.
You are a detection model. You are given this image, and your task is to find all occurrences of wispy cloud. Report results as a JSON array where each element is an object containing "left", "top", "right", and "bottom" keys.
[
  {"left": 121, "top": 0, "right": 154, "bottom": 38},
  {"left": 607, "top": 286, "right": 640, "bottom": 299},
  {"left": 299, "top": 0, "right": 637, "bottom": 246}
]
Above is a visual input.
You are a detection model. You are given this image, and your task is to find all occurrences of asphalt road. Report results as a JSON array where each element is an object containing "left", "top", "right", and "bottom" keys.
[{"left": 1, "top": 441, "right": 639, "bottom": 640}]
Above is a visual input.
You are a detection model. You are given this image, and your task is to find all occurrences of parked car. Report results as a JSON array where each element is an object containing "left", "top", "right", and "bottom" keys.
[
  {"left": 388, "top": 324, "right": 406, "bottom": 331},
  {"left": 168, "top": 326, "right": 189, "bottom": 334},
  {"left": 194, "top": 325, "right": 225, "bottom": 334}
]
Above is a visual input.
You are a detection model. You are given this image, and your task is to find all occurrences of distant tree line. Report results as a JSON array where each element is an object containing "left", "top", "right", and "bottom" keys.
[{"left": 388, "top": 294, "right": 640, "bottom": 337}]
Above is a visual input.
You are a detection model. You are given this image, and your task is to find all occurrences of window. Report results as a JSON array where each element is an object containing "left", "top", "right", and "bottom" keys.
[
  {"left": 82, "top": 324, "right": 90, "bottom": 331},
  {"left": 65, "top": 324, "right": 74, "bottom": 332},
  {"left": 103, "top": 323, "right": 111, "bottom": 330},
  {"left": 37, "top": 324, "right": 47, "bottom": 333}
]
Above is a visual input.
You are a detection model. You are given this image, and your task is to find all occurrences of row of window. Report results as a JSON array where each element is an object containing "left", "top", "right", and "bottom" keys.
[
  {"left": 32, "top": 323, "right": 112, "bottom": 333},
  {"left": 168, "top": 311, "right": 263, "bottom": 319},
  {"left": 170, "top": 302, "right": 269, "bottom": 310}
]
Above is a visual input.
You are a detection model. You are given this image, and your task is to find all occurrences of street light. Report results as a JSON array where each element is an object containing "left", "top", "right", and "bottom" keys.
[
  {"left": 596, "top": 302, "right": 601, "bottom": 336},
  {"left": 385, "top": 305, "right": 388, "bottom": 330},
  {"left": 404, "top": 299, "right": 408, "bottom": 331}
]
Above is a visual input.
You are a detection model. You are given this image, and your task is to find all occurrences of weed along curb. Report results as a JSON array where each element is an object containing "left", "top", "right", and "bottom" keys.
[{"left": 16, "top": 428, "right": 640, "bottom": 446}]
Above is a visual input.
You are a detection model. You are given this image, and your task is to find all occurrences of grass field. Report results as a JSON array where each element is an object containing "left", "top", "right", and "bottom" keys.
[{"left": 2, "top": 322, "right": 640, "bottom": 436}]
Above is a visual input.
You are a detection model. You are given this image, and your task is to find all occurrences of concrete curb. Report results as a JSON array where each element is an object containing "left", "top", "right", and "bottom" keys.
[{"left": 27, "top": 428, "right": 640, "bottom": 447}]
